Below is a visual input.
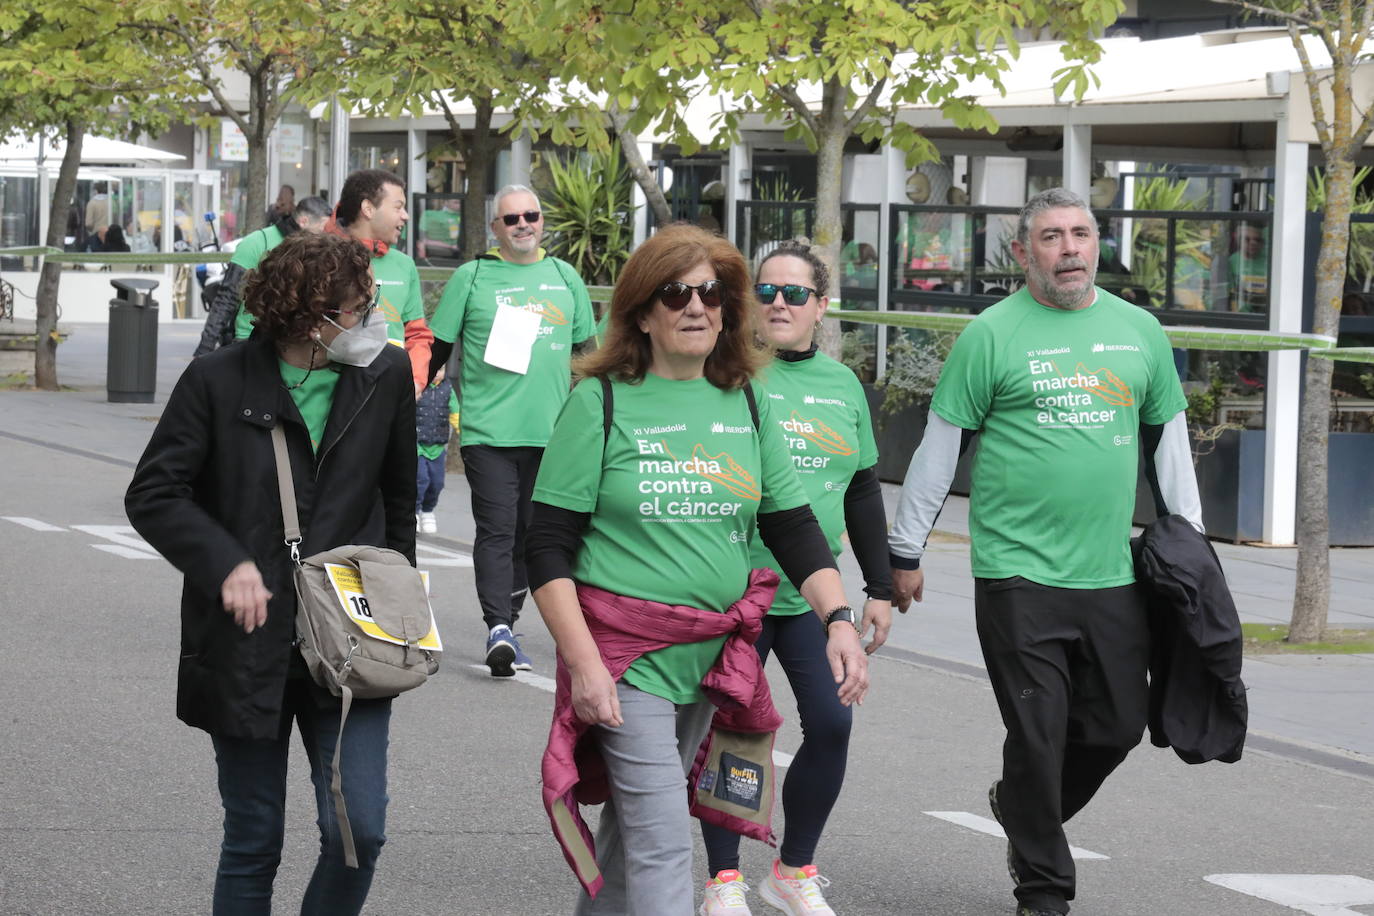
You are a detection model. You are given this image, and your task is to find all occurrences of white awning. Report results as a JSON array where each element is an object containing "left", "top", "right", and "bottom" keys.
[{"left": 0, "top": 135, "right": 185, "bottom": 164}]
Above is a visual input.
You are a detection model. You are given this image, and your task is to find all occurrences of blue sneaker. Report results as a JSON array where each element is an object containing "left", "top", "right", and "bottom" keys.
[
  {"left": 485, "top": 626, "right": 516, "bottom": 678},
  {"left": 511, "top": 633, "right": 533, "bottom": 671}
]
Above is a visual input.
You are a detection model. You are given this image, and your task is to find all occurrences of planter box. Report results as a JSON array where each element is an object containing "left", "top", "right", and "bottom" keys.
[
  {"left": 1133, "top": 428, "right": 1374, "bottom": 546},
  {"left": 864, "top": 384, "right": 976, "bottom": 492}
]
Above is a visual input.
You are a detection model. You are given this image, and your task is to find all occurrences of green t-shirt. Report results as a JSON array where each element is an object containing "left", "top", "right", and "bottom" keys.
[
  {"left": 421, "top": 209, "right": 462, "bottom": 254},
  {"left": 429, "top": 255, "right": 595, "bottom": 448},
  {"left": 749, "top": 352, "right": 878, "bottom": 615},
  {"left": 231, "top": 226, "right": 285, "bottom": 340},
  {"left": 1229, "top": 252, "right": 1268, "bottom": 312},
  {"left": 279, "top": 359, "right": 342, "bottom": 452},
  {"left": 533, "top": 374, "right": 809, "bottom": 703},
  {"left": 930, "top": 287, "right": 1187, "bottom": 589},
  {"left": 372, "top": 247, "right": 424, "bottom": 350}
]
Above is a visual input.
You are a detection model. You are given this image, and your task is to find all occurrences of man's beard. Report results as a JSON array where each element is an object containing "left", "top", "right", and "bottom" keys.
[{"left": 1027, "top": 257, "right": 1096, "bottom": 309}]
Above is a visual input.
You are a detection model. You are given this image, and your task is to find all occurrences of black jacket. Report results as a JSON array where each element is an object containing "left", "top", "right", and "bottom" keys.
[
  {"left": 126, "top": 333, "right": 417, "bottom": 739},
  {"left": 1133, "top": 514, "right": 1248, "bottom": 764}
]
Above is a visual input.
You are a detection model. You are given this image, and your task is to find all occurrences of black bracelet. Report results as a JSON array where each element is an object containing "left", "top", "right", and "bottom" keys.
[{"left": 823, "top": 605, "right": 859, "bottom": 634}]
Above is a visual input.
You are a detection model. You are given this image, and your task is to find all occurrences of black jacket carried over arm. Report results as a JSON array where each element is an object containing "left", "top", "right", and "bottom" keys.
[
  {"left": 1133, "top": 514, "right": 1247, "bottom": 764},
  {"left": 126, "top": 332, "right": 417, "bottom": 740}
]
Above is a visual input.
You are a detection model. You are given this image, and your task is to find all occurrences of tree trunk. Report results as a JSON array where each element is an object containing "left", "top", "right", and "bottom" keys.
[
  {"left": 461, "top": 97, "right": 496, "bottom": 261},
  {"left": 609, "top": 107, "right": 671, "bottom": 226},
  {"left": 1290, "top": 159, "right": 1353, "bottom": 642},
  {"left": 34, "top": 120, "right": 85, "bottom": 391},
  {"left": 811, "top": 81, "right": 849, "bottom": 359},
  {"left": 243, "top": 70, "right": 270, "bottom": 234}
]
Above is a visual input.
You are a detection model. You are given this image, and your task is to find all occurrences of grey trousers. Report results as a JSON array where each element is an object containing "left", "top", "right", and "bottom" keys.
[{"left": 573, "top": 682, "right": 715, "bottom": 916}]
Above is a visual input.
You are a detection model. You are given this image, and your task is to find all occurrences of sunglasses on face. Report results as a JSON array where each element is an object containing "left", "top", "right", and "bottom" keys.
[
  {"left": 500, "top": 210, "right": 542, "bottom": 226},
  {"left": 656, "top": 279, "right": 724, "bottom": 311},
  {"left": 755, "top": 283, "right": 816, "bottom": 306}
]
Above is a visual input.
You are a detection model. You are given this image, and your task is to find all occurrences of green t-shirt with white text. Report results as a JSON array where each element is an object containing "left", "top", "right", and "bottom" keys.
[
  {"left": 429, "top": 255, "right": 595, "bottom": 447},
  {"left": 371, "top": 247, "right": 424, "bottom": 350},
  {"left": 930, "top": 287, "right": 1187, "bottom": 589},
  {"left": 749, "top": 352, "right": 878, "bottom": 615},
  {"left": 533, "top": 374, "right": 809, "bottom": 703}
]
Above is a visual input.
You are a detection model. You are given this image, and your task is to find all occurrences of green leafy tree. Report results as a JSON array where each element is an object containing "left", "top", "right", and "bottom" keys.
[
  {"left": 1212, "top": 0, "right": 1374, "bottom": 642},
  {"left": 543, "top": 0, "right": 1121, "bottom": 352},
  {"left": 0, "top": 1, "right": 187, "bottom": 389},
  {"left": 329, "top": 0, "right": 559, "bottom": 260},
  {"left": 129, "top": 0, "right": 346, "bottom": 234}
]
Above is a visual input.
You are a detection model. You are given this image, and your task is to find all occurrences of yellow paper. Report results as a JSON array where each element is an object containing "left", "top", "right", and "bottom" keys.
[{"left": 323, "top": 563, "right": 443, "bottom": 652}]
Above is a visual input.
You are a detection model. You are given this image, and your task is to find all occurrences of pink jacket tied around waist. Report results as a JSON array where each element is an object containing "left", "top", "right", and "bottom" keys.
[{"left": 541, "top": 568, "right": 783, "bottom": 897}]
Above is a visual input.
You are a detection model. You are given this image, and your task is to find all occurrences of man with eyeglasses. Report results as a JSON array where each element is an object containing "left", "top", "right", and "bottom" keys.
[{"left": 427, "top": 184, "right": 596, "bottom": 677}]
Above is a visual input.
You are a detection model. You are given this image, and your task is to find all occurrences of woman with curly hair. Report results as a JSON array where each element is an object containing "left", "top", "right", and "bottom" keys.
[
  {"left": 126, "top": 231, "right": 417, "bottom": 915},
  {"left": 527, "top": 224, "right": 869, "bottom": 915}
]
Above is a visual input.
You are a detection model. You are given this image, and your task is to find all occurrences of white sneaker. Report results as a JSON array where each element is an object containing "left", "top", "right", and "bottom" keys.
[
  {"left": 760, "top": 861, "right": 835, "bottom": 915},
  {"left": 701, "top": 869, "right": 752, "bottom": 916},
  {"left": 419, "top": 511, "right": 437, "bottom": 534},
  {"left": 415, "top": 513, "right": 423, "bottom": 532}
]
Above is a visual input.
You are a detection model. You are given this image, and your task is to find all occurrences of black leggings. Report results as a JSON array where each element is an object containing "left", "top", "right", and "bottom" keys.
[{"left": 701, "top": 611, "right": 853, "bottom": 873}]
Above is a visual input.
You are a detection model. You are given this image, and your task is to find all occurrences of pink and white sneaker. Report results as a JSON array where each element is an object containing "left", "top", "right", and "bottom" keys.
[
  {"left": 701, "top": 868, "right": 753, "bottom": 915},
  {"left": 760, "top": 860, "right": 836, "bottom": 915}
]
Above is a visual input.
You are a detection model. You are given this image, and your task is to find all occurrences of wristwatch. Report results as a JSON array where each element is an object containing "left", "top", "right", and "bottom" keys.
[{"left": 823, "top": 605, "right": 860, "bottom": 636}]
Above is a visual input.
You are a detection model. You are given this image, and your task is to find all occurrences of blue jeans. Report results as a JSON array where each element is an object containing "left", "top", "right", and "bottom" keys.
[
  {"left": 210, "top": 675, "right": 392, "bottom": 916},
  {"left": 416, "top": 452, "right": 446, "bottom": 513}
]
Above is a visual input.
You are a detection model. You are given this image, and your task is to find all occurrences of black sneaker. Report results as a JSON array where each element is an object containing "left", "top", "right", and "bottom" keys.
[
  {"left": 1017, "top": 908, "right": 1064, "bottom": 916},
  {"left": 989, "top": 780, "right": 1022, "bottom": 885}
]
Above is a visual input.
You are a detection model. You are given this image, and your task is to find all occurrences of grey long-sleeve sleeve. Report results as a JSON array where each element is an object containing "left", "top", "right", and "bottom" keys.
[
  {"left": 887, "top": 411, "right": 968, "bottom": 567},
  {"left": 1143, "top": 410, "right": 1205, "bottom": 534}
]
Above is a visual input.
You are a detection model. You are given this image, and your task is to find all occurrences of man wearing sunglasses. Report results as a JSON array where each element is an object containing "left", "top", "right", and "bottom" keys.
[{"left": 427, "top": 185, "right": 596, "bottom": 677}]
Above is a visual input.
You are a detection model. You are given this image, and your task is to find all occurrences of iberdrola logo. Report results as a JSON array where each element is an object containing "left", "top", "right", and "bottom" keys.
[{"left": 783, "top": 411, "right": 855, "bottom": 456}]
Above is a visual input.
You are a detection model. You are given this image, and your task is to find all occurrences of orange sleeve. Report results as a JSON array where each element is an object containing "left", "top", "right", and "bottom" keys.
[{"left": 404, "top": 318, "right": 434, "bottom": 391}]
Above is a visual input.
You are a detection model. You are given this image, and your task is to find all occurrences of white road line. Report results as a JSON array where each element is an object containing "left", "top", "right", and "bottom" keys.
[
  {"left": 468, "top": 663, "right": 796, "bottom": 768},
  {"left": 2, "top": 516, "right": 65, "bottom": 532},
  {"left": 71, "top": 525, "right": 159, "bottom": 557},
  {"left": 923, "top": 811, "right": 1109, "bottom": 861},
  {"left": 1205, "top": 874, "right": 1374, "bottom": 916},
  {"left": 92, "top": 544, "right": 160, "bottom": 560},
  {"left": 416, "top": 544, "right": 474, "bottom": 567}
]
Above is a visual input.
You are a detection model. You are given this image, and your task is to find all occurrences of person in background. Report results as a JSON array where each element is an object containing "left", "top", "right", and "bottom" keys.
[
  {"left": 888, "top": 188, "right": 1202, "bottom": 916},
  {"left": 526, "top": 224, "right": 869, "bottom": 916},
  {"left": 425, "top": 185, "right": 596, "bottom": 676},
  {"left": 331, "top": 169, "right": 433, "bottom": 397},
  {"left": 699, "top": 242, "right": 891, "bottom": 916},
  {"left": 126, "top": 232, "right": 417, "bottom": 915},
  {"left": 193, "top": 196, "right": 331, "bottom": 356},
  {"left": 1229, "top": 225, "right": 1269, "bottom": 313},
  {"left": 102, "top": 224, "right": 132, "bottom": 253},
  {"left": 416, "top": 367, "right": 460, "bottom": 535},
  {"left": 265, "top": 184, "right": 295, "bottom": 227}
]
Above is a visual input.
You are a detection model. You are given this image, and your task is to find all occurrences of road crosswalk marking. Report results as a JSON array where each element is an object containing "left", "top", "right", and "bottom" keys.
[
  {"left": 71, "top": 525, "right": 160, "bottom": 558},
  {"left": 416, "top": 543, "right": 475, "bottom": 567},
  {"left": 92, "top": 544, "right": 160, "bottom": 560},
  {"left": 2, "top": 516, "right": 65, "bottom": 532},
  {"left": 923, "top": 810, "right": 1109, "bottom": 860},
  {"left": 467, "top": 663, "right": 797, "bottom": 767},
  {"left": 1205, "top": 874, "right": 1374, "bottom": 916}
]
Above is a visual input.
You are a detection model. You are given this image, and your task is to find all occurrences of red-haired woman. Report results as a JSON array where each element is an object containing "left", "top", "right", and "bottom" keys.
[{"left": 526, "top": 224, "right": 869, "bottom": 916}]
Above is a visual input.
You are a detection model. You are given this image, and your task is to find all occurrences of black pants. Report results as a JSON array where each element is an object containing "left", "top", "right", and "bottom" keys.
[
  {"left": 461, "top": 444, "right": 543, "bottom": 630},
  {"left": 975, "top": 577, "right": 1149, "bottom": 913}
]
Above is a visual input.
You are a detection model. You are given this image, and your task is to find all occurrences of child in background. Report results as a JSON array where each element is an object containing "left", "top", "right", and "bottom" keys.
[{"left": 416, "top": 368, "right": 459, "bottom": 534}]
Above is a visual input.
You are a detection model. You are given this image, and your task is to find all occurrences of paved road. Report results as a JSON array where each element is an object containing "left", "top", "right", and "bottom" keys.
[{"left": 0, "top": 322, "right": 1370, "bottom": 915}]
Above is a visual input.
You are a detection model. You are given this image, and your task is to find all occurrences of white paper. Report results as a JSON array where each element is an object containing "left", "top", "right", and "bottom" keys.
[{"left": 483, "top": 305, "right": 542, "bottom": 374}]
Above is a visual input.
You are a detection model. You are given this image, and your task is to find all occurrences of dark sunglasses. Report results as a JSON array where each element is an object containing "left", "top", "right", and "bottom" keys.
[
  {"left": 500, "top": 210, "right": 542, "bottom": 226},
  {"left": 755, "top": 283, "right": 816, "bottom": 306},
  {"left": 656, "top": 279, "right": 724, "bottom": 310}
]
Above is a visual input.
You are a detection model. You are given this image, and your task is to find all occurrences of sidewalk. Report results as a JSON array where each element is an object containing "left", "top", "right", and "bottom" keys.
[{"left": 5, "top": 320, "right": 1371, "bottom": 764}]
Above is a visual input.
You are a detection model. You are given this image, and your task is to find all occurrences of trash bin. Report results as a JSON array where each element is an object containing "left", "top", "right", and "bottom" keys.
[{"left": 107, "top": 278, "right": 160, "bottom": 403}]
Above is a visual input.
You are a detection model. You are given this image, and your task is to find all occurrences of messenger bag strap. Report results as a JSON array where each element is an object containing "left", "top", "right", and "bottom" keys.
[
  {"left": 331, "top": 683, "right": 360, "bottom": 869},
  {"left": 269, "top": 424, "right": 304, "bottom": 564}
]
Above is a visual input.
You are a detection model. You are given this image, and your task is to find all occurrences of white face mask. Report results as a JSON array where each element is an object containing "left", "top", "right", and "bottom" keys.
[{"left": 320, "top": 314, "right": 388, "bottom": 367}]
